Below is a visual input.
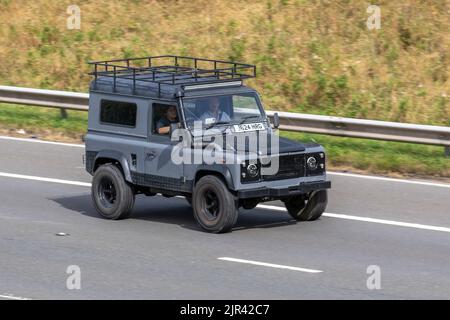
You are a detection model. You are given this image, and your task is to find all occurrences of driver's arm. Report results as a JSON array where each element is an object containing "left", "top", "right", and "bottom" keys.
[
  {"left": 157, "top": 126, "right": 170, "bottom": 134},
  {"left": 156, "top": 120, "right": 170, "bottom": 135}
]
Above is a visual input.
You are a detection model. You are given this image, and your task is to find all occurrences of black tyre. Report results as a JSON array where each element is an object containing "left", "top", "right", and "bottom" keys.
[
  {"left": 91, "top": 164, "right": 135, "bottom": 220},
  {"left": 284, "top": 190, "right": 328, "bottom": 221},
  {"left": 192, "top": 175, "right": 239, "bottom": 233}
]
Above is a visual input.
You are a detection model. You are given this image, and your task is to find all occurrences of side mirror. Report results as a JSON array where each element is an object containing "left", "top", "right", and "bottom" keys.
[
  {"left": 170, "top": 123, "right": 181, "bottom": 142},
  {"left": 273, "top": 112, "right": 280, "bottom": 129}
]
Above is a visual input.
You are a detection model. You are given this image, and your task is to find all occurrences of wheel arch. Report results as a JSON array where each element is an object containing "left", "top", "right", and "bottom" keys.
[
  {"left": 93, "top": 150, "right": 133, "bottom": 183},
  {"left": 194, "top": 165, "right": 235, "bottom": 191}
]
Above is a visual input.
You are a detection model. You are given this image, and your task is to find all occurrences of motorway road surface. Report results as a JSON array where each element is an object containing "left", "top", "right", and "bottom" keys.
[{"left": 0, "top": 135, "right": 449, "bottom": 300}]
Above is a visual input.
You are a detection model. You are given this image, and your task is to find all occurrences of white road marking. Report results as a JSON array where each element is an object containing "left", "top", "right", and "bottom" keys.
[
  {"left": 0, "top": 172, "right": 91, "bottom": 187},
  {"left": 218, "top": 257, "right": 323, "bottom": 273},
  {"left": 257, "top": 204, "right": 450, "bottom": 234},
  {"left": 0, "top": 294, "right": 31, "bottom": 300},
  {"left": 322, "top": 212, "right": 450, "bottom": 233},
  {"left": 1, "top": 171, "right": 450, "bottom": 234},
  {"left": 328, "top": 171, "right": 450, "bottom": 188},
  {"left": 1, "top": 135, "right": 449, "bottom": 188},
  {"left": 0, "top": 135, "right": 84, "bottom": 148}
]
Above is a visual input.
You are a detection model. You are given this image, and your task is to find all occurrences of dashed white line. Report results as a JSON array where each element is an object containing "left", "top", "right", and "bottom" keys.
[
  {"left": 0, "top": 294, "right": 31, "bottom": 300},
  {"left": 218, "top": 257, "right": 323, "bottom": 273},
  {"left": 1, "top": 171, "right": 450, "bottom": 234}
]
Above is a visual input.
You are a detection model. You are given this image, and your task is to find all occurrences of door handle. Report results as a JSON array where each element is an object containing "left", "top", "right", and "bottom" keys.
[{"left": 146, "top": 151, "right": 157, "bottom": 160}]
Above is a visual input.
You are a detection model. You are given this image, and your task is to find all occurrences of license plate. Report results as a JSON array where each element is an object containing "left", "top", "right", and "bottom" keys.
[{"left": 234, "top": 122, "right": 264, "bottom": 132}]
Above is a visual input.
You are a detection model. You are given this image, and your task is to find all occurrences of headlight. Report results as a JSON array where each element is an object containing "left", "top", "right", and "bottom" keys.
[
  {"left": 241, "top": 160, "right": 261, "bottom": 182},
  {"left": 306, "top": 156, "right": 318, "bottom": 170},
  {"left": 247, "top": 163, "right": 259, "bottom": 177},
  {"left": 306, "top": 153, "right": 325, "bottom": 176}
]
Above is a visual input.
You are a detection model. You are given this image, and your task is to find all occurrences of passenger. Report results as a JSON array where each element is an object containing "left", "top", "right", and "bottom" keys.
[{"left": 156, "top": 105, "right": 178, "bottom": 135}]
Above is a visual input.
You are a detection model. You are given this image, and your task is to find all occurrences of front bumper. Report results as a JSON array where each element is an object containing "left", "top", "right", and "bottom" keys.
[{"left": 238, "top": 180, "right": 331, "bottom": 199}]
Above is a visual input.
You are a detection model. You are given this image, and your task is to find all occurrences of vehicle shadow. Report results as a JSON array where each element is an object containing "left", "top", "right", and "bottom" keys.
[{"left": 50, "top": 194, "right": 297, "bottom": 233}]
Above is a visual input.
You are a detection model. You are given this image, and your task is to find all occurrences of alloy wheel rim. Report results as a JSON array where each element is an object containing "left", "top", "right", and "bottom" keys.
[
  {"left": 98, "top": 177, "right": 117, "bottom": 208},
  {"left": 202, "top": 189, "right": 220, "bottom": 221}
]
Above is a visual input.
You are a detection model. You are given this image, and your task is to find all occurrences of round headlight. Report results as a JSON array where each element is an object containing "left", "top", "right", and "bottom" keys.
[
  {"left": 307, "top": 156, "right": 318, "bottom": 170},
  {"left": 247, "top": 163, "right": 259, "bottom": 177}
]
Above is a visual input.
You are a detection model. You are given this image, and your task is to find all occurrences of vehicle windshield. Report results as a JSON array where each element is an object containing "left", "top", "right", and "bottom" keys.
[{"left": 182, "top": 93, "right": 265, "bottom": 129}]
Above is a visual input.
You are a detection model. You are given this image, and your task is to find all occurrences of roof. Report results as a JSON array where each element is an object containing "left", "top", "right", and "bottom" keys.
[{"left": 88, "top": 55, "right": 256, "bottom": 99}]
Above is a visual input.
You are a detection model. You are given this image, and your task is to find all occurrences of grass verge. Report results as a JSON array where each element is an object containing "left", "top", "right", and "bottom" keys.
[
  {"left": 0, "top": 103, "right": 87, "bottom": 141},
  {"left": 0, "top": 103, "right": 448, "bottom": 179},
  {"left": 281, "top": 131, "right": 450, "bottom": 179}
]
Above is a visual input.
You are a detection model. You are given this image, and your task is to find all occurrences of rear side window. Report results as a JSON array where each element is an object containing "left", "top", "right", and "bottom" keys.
[{"left": 100, "top": 100, "right": 137, "bottom": 127}]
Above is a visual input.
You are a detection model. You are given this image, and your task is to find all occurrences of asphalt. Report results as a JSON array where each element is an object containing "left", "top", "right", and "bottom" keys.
[{"left": 0, "top": 136, "right": 449, "bottom": 300}]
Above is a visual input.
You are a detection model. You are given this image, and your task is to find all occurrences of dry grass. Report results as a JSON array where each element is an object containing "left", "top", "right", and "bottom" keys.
[{"left": 0, "top": 0, "right": 449, "bottom": 125}]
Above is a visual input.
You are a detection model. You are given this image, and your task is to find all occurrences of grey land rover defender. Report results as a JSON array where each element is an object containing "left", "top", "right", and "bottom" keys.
[{"left": 85, "top": 55, "right": 331, "bottom": 233}]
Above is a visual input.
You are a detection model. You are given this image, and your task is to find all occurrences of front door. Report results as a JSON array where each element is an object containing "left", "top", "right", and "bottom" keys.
[{"left": 144, "top": 102, "right": 185, "bottom": 192}]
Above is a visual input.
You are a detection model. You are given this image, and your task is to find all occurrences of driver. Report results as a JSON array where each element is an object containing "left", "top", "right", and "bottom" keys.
[
  {"left": 156, "top": 105, "right": 178, "bottom": 135},
  {"left": 200, "top": 97, "right": 230, "bottom": 122}
]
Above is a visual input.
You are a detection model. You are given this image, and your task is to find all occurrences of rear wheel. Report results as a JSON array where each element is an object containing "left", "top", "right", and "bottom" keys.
[
  {"left": 284, "top": 190, "right": 328, "bottom": 221},
  {"left": 91, "top": 164, "right": 135, "bottom": 220},
  {"left": 192, "top": 175, "right": 239, "bottom": 233}
]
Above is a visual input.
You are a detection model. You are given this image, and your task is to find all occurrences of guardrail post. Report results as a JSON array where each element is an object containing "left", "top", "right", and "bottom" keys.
[{"left": 60, "top": 108, "right": 68, "bottom": 119}]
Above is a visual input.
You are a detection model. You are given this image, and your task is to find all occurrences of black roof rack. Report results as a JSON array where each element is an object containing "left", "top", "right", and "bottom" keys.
[{"left": 88, "top": 55, "right": 256, "bottom": 96}]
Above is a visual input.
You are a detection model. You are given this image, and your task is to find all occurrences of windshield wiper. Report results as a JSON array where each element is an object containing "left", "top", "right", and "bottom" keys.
[
  {"left": 239, "top": 115, "right": 261, "bottom": 124},
  {"left": 205, "top": 120, "right": 231, "bottom": 130}
]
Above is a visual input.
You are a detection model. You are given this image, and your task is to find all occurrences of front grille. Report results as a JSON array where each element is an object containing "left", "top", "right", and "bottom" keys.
[{"left": 262, "top": 153, "right": 305, "bottom": 181}]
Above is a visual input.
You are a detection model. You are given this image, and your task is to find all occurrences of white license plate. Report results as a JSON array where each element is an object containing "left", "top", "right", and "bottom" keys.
[{"left": 234, "top": 123, "right": 265, "bottom": 132}]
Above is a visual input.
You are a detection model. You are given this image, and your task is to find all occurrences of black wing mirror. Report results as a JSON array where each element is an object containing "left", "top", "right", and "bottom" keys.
[{"left": 273, "top": 112, "right": 280, "bottom": 129}]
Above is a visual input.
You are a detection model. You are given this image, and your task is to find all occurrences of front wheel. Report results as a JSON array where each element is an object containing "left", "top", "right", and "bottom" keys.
[
  {"left": 192, "top": 175, "right": 239, "bottom": 233},
  {"left": 284, "top": 190, "right": 328, "bottom": 221},
  {"left": 91, "top": 164, "right": 135, "bottom": 220}
]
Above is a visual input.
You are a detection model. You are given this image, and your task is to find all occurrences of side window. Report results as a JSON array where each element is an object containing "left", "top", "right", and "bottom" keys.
[
  {"left": 232, "top": 94, "right": 259, "bottom": 117},
  {"left": 152, "top": 103, "right": 179, "bottom": 136},
  {"left": 100, "top": 100, "right": 137, "bottom": 127},
  {"left": 233, "top": 95, "right": 258, "bottom": 110}
]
